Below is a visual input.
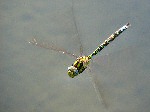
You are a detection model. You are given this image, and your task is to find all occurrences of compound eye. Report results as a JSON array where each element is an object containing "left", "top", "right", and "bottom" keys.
[{"left": 68, "top": 71, "right": 75, "bottom": 78}]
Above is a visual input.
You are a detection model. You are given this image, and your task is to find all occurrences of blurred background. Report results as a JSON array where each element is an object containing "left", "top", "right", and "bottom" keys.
[{"left": 0, "top": 0, "right": 150, "bottom": 112}]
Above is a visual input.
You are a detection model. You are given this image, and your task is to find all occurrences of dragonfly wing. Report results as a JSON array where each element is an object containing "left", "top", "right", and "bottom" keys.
[
  {"left": 29, "top": 37, "right": 78, "bottom": 58},
  {"left": 93, "top": 44, "right": 138, "bottom": 66},
  {"left": 71, "top": 0, "right": 84, "bottom": 56},
  {"left": 88, "top": 64, "right": 109, "bottom": 109}
]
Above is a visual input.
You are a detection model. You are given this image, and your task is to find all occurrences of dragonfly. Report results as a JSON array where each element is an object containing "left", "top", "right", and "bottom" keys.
[
  {"left": 29, "top": 23, "right": 131, "bottom": 108},
  {"left": 67, "top": 23, "right": 130, "bottom": 78}
]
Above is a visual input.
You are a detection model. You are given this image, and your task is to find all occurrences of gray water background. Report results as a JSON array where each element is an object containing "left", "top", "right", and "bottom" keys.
[{"left": 0, "top": 0, "right": 150, "bottom": 112}]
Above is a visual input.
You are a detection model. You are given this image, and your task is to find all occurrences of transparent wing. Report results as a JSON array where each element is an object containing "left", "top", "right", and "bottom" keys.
[
  {"left": 29, "top": 37, "right": 78, "bottom": 58},
  {"left": 71, "top": 0, "right": 84, "bottom": 56},
  {"left": 88, "top": 62, "right": 109, "bottom": 110},
  {"left": 88, "top": 43, "right": 139, "bottom": 109},
  {"left": 92, "top": 44, "right": 138, "bottom": 66},
  {"left": 71, "top": 0, "right": 108, "bottom": 109}
]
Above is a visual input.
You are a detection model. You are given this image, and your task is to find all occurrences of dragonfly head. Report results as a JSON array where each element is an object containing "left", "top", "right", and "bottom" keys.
[{"left": 68, "top": 66, "right": 79, "bottom": 78}]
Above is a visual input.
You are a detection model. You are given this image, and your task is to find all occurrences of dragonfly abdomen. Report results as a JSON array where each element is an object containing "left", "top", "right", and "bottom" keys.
[{"left": 88, "top": 23, "right": 130, "bottom": 59}]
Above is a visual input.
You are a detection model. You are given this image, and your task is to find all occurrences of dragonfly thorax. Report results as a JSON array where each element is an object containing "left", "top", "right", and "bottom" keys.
[{"left": 68, "top": 56, "right": 90, "bottom": 78}]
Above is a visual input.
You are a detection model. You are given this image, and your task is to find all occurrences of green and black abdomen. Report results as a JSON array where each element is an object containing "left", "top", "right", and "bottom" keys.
[{"left": 88, "top": 23, "right": 130, "bottom": 59}]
